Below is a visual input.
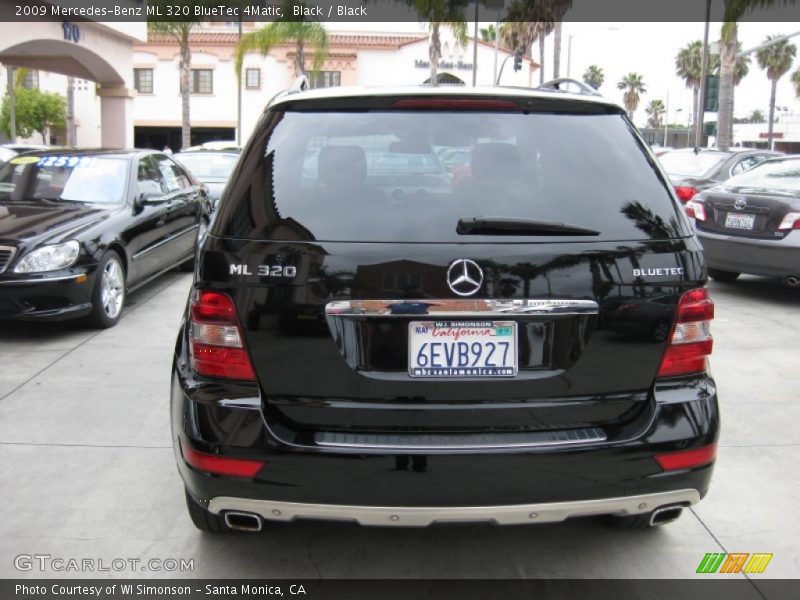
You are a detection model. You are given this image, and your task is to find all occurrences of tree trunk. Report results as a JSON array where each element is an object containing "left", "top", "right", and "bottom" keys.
[
  {"left": 691, "top": 84, "right": 699, "bottom": 143},
  {"left": 552, "top": 22, "right": 562, "bottom": 78},
  {"left": 179, "top": 27, "right": 191, "bottom": 152},
  {"left": 6, "top": 67, "right": 15, "bottom": 141},
  {"left": 767, "top": 78, "right": 777, "bottom": 150},
  {"left": 296, "top": 40, "right": 305, "bottom": 77},
  {"left": 429, "top": 24, "right": 440, "bottom": 86},
  {"left": 716, "top": 23, "right": 737, "bottom": 150},
  {"left": 539, "top": 36, "right": 545, "bottom": 84},
  {"left": 66, "top": 76, "right": 76, "bottom": 146}
]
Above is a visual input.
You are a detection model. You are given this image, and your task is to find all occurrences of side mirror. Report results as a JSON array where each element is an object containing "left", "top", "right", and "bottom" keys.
[{"left": 135, "top": 180, "right": 165, "bottom": 208}]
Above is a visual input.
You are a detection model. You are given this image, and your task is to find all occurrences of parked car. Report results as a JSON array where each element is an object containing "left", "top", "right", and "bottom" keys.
[
  {"left": 172, "top": 85, "right": 718, "bottom": 534},
  {"left": 183, "top": 141, "right": 241, "bottom": 152},
  {"left": 174, "top": 150, "right": 240, "bottom": 208},
  {"left": 686, "top": 155, "right": 800, "bottom": 286},
  {"left": 659, "top": 147, "right": 781, "bottom": 202},
  {"left": 0, "top": 149, "right": 210, "bottom": 327}
]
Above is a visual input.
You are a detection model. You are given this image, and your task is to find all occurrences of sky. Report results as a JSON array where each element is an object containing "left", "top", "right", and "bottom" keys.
[{"left": 327, "top": 21, "right": 800, "bottom": 128}]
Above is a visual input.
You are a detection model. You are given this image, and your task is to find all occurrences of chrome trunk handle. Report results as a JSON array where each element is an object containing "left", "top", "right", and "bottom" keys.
[{"left": 325, "top": 298, "right": 599, "bottom": 318}]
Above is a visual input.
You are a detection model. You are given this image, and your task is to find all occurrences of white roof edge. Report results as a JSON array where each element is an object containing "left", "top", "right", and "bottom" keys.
[{"left": 268, "top": 85, "right": 623, "bottom": 110}]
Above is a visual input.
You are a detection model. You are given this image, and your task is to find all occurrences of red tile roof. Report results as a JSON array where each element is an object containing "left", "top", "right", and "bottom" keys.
[{"left": 143, "top": 31, "right": 427, "bottom": 49}]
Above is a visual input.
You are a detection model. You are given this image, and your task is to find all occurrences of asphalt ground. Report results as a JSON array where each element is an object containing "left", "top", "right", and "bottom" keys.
[{"left": 0, "top": 272, "right": 798, "bottom": 586}]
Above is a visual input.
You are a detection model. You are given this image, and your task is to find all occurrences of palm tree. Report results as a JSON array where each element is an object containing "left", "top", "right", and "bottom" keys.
[
  {"left": 582, "top": 65, "right": 604, "bottom": 89},
  {"left": 718, "top": 1, "right": 799, "bottom": 150},
  {"left": 234, "top": 20, "right": 329, "bottom": 83},
  {"left": 793, "top": 69, "right": 800, "bottom": 96},
  {"left": 411, "top": 0, "right": 469, "bottom": 85},
  {"left": 675, "top": 41, "right": 703, "bottom": 140},
  {"left": 617, "top": 73, "right": 646, "bottom": 121},
  {"left": 500, "top": 21, "right": 550, "bottom": 84},
  {"left": 148, "top": 12, "right": 203, "bottom": 151},
  {"left": 756, "top": 35, "right": 796, "bottom": 149},
  {"left": 504, "top": 0, "right": 571, "bottom": 84},
  {"left": 749, "top": 109, "right": 766, "bottom": 123},
  {"left": 645, "top": 99, "right": 666, "bottom": 129}
]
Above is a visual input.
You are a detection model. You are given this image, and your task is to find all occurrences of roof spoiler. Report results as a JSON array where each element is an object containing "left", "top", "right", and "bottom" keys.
[{"left": 538, "top": 78, "right": 601, "bottom": 97}]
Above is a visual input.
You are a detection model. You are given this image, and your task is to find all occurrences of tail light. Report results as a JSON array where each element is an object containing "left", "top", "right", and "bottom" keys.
[
  {"left": 189, "top": 289, "right": 256, "bottom": 381},
  {"left": 658, "top": 288, "right": 714, "bottom": 378},
  {"left": 685, "top": 199, "right": 707, "bottom": 221},
  {"left": 777, "top": 212, "right": 800, "bottom": 231},
  {"left": 674, "top": 186, "right": 699, "bottom": 202},
  {"left": 655, "top": 443, "right": 717, "bottom": 471}
]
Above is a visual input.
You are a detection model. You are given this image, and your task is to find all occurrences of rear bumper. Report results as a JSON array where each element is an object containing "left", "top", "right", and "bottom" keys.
[
  {"left": 172, "top": 365, "right": 719, "bottom": 516},
  {"left": 208, "top": 489, "right": 700, "bottom": 527},
  {"left": 696, "top": 228, "right": 800, "bottom": 278}
]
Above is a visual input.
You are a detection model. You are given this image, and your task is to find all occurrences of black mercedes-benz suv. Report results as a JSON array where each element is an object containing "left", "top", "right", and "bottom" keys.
[{"left": 171, "top": 82, "right": 718, "bottom": 533}]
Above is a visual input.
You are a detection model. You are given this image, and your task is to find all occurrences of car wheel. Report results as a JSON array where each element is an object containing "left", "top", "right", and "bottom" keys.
[
  {"left": 179, "top": 218, "right": 208, "bottom": 272},
  {"left": 87, "top": 251, "right": 126, "bottom": 328},
  {"left": 708, "top": 268, "right": 740, "bottom": 283},
  {"left": 184, "top": 489, "right": 230, "bottom": 533}
]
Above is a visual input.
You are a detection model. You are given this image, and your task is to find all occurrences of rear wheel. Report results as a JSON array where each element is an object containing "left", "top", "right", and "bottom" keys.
[
  {"left": 87, "top": 251, "right": 126, "bottom": 328},
  {"left": 184, "top": 489, "right": 230, "bottom": 533},
  {"left": 708, "top": 268, "right": 740, "bottom": 283}
]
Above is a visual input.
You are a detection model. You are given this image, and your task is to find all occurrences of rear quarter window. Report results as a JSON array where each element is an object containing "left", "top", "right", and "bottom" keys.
[{"left": 215, "top": 108, "right": 689, "bottom": 243}]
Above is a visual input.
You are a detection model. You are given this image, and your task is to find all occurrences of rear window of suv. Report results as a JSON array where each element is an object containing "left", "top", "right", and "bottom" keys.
[{"left": 217, "top": 108, "right": 688, "bottom": 243}]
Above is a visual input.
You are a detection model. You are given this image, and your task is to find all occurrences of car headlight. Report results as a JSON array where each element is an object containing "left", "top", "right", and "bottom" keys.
[{"left": 14, "top": 241, "right": 80, "bottom": 273}]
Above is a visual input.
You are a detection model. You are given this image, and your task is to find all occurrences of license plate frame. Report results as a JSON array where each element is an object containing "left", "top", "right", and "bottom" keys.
[
  {"left": 725, "top": 212, "right": 755, "bottom": 230},
  {"left": 408, "top": 320, "right": 518, "bottom": 378}
]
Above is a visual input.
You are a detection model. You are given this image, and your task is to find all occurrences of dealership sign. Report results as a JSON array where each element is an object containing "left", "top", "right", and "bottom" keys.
[
  {"left": 759, "top": 132, "right": 784, "bottom": 139},
  {"left": 415, "top": 59, "right": 474, "bottom": 71}
]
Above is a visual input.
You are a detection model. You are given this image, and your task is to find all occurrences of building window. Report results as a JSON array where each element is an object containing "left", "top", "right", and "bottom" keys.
[
  {"left": 310, "top": 71, "right": 341, "bottom": 89},
  {"left": 133, "top": 68, "right": 153, "bottom": 94},
  {"left": 22, "top": 70, "right": 39, "bottom": 89},
  {"left": 190, "top": 69, "right": 213, "bottom": 94},
  {"left": 245, "top": 68, "right": 261, "bottom": 90}
]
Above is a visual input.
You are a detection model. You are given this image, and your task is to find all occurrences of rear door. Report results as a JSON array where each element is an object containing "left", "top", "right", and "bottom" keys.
[{"left": 206, "top": 97, "right": 703, "bottom": 443}]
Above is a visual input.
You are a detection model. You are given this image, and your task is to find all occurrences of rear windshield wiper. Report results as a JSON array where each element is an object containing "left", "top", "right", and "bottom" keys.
[{"left": 457, "top": 217, "right": 600, "bottom": 236}]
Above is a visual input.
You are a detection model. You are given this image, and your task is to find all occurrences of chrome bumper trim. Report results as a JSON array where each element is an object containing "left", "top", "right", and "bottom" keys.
[
  {"left": 325, "top": 298, "right": 599, "bottom": 318},
  {"left": 0, "top": 274, "right": 85, "bottom": 285},
  {"left": 315, "top": 427, "right": 606, "bottom": 450},
  {"left": 208, "top": 489, "right": 701, "bottom": 527}
]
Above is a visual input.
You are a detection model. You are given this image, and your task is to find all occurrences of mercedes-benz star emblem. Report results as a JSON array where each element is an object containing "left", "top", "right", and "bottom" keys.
[
  {"left": 734, "top": 198, "right": 747, "bottom": 211},
  {"left": 447, "top": 259, "right": 484, "bottom": 297}
]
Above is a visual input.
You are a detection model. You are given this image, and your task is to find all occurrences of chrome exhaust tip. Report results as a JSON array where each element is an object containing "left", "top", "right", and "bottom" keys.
[
  {"left": 649, "top": 505, "right": 683, "bottom": 527},
  {"left": 224, "top": 511, "right": 263, "bottom": 532},
  {"left": 783, "top": 275, "right": 800, "bottom": 288}
]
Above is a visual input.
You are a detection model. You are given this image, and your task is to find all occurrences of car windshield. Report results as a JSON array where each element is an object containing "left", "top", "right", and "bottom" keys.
[
  {"left": 721, "top": 158, "right": 800, "bottom": 192},
  {"left": 658, "top": 150, "right": 729, "bottom": 178},
  {"left": 219, "top": 110, "right": 688, "bottom": 243},
  {"left": 174, "top": 152, "right": 238, "bottom": 180},
  {"left": 0, "top": 155, "right": 128, "bottom": 204}
]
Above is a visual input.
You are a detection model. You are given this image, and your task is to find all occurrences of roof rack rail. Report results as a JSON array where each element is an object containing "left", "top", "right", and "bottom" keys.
[
  {"left": 538, "top": 78, "right": 601, "bottom": 96},
  {"left": 288, "top": 75, "right": 309, "bottom": 94}
]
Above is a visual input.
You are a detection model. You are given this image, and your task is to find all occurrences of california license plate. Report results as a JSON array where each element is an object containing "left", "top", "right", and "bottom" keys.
[
  {"left": 725, "top": 212, "right": 755, "bottom": 230},
  {"left": 408, "top": 321, "right": 518, "bottom": 378}
]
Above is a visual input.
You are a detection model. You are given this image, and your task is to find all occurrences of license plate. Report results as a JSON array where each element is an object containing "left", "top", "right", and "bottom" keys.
[
  {"left": 725, "top": 212, "right": 755, "bottom": 230},
  {"left": 408, "top": 321, "right": 517, "bottom": 378}
]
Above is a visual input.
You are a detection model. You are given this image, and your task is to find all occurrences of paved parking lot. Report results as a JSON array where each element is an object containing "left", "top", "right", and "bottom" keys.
[{"left": 0, "top": 272, "right": 798, "bottom": 584}]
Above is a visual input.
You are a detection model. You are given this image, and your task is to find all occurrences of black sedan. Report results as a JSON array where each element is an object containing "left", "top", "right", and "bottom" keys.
[
  {"left": 686, "top": 155, "right": 800, "bottom": 286},
  {"left": 173, "top": 149, "right": 239, "bottom": 209},
  {"left": 0, "top": 149, "right": 210, "bottom": 327},
  {"left": 659, "top": 147, "right": 780, "bottom": 202}
]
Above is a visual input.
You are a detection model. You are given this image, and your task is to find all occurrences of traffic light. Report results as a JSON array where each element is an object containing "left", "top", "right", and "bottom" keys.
[
  {"left": 513, "top": 48, "right": 522, "bottom": 72},
  {"left": 704, "top": 75, "right": 719, "bottom": 113}
]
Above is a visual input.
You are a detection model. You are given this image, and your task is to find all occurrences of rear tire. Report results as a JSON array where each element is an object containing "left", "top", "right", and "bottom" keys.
[
  {"left": 87, "top": 251, "right": 126, "bottom": 328},
  {"left": 184, "top": 489, "right": 230, "bottom": 533},
  {"left": 708, "top": 268, "right": 740, "bottom": 283}
]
